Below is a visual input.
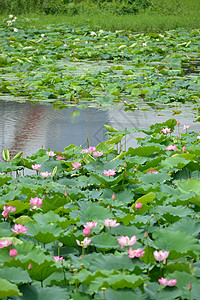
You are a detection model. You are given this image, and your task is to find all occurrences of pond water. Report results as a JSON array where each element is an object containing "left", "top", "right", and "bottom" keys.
[{"left": 0, "top": 99, "right": 199, "bottom": 159}]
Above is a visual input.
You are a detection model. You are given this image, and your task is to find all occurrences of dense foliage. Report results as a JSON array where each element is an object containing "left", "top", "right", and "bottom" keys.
[
  {"left": 0, "top": 16, "right": 199, "bottom": 111},
  {"left": 0, "top": 119, "right": 200, "bottom": 299},
  {"left": 0, "top": 0, "right": 151, "bottom": 15}
]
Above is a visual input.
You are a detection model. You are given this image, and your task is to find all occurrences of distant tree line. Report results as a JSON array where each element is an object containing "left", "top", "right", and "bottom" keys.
[{"left": 0, "top": 0, "right": 151, "bottom": 15}]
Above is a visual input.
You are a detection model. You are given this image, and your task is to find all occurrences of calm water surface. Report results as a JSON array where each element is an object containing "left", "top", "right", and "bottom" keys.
[{"left": 0, "top": 100, "right": 199, "bottom": 158}]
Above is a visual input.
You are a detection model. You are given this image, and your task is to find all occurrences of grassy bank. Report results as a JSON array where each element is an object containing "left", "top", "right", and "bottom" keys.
[
  {"left": 0, "top": 0, "right": 200, "bottom": 32},
  {"left": 1, "top": 12, "right": 200, "bottom": 32}
]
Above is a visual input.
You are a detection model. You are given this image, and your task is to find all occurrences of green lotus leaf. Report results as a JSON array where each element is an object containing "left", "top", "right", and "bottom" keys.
[
  {"left": 144, "top": 282, "right": 181, "bottom": 300},
  {"left": 69, "top": 203, "right": 113, "bottom": 222},
  {"left": 165, "top": 262, "right": 194, "bottom": 275},
  {"left": 103, "top": 287, "right": 148, "bottom": 300},
  {"left": 177, "top": 179, "right": 200, "bottom": 194},
  {"left": 0, "top": 267, "right": 31, "bottom": 285},
  {"left": 168, "top": 271, "right": 200, "bottom": 299},
  {"left": 18, "top": 284, "right": 71, "bottom": 300},
  {"left": 127, "top": 145, "right": 162, "bottom": 157},
  {"left": 91, "top": 232, "right": 119, "bottom": 251},
  {"left": 111, "top": 224, "right": 144, "bottom": 240},
  {"left": 95, "top": 142, "right": 114, "bottom": 155},
  {"left": 106, "top": 134, "right": 123, "bottom": 145},
  {"left": 104, "top": 125, "right": 118, "bottom": 132},
  {"left": 15, "top": 215, "right": 33, "bottom": 225},
  {"left": 0, "top": 278, "right": 22, "bottom": 298},
  {"left": 81, "top": 253, "right": 146, "bottom": 273},
  {"left": 28, "top": 261, "right": 58, "bottom": 281},
  {"left": 0, "top": 175, "right": 13, "bottom": 187},
  {"left": 154, "top": 205, "right": 195, "bottom": 223},
  {"left": 137, "top": 171, "right": 170, "bottom": 184},
  {"left": 153, "top": 228, "right": 200, "bottom": 259},
  {"left": 89, "top": 274, "right": 147, "bottom": 294},
  {"left": 101, "top": 188, "right": 134, "bottom": 207},
  {"left": 167, "top": 218, "right": 200, "bottom": 235},
  {"left": 71, "top": 292, "right": 91, "bottom": 300},
  {"left": 70, "top": 269, "right": 116, "bottom": 285},
  {"left": 161, "top": 156, "right": 191, "bottom": 170},
  {"left": 26, "top": 222, "right": 63, "bottom": 244}
]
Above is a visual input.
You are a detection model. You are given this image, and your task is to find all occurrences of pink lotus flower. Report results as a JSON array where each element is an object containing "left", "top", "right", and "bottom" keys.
[
  {"left": 2, "top": 211, "right": 8, "bottom": 218},
  {"left": 104, "top": 218, "right": 120, "bottom": 227},
  {"left": 31, "top": 164, "right": 41, "bottom": 170},
  {"left": 40, "top": 171, "right": 51, "bottom": 178},
  {"left": 3, "top": 205, "right": 16, "bottom": 213},
  {"left": 183, "top": 125, "right": 190, "bottom": 130},
  {"left": 168, "top": 279, "right": 177, "bottom": 286},
  {"left": 158, "top": 277, "right": 177, "bottom": 286},
  {"left": 53, "top": 256, "right": 65, "bottom": 262},
  {"left": 83, "top": 228, "right": 91, "bottom": 236},
  {"left": 117, "top": 235, "right": 137, "bottom": 249},
  {"left": 183, "top": 145, "right": 186, "bottom": 152},
  {"left": 127, "top": 247, "right": 145, "bottom": 258},
  {"left": 166, "top": 145, "right": 178, "bottom": 151},
  {"left": 88, "top": 147, "right": 96, "bottom": 153},
  {"left": 103, "top": 169, "right": 116, "bottom": 176},
  {"left": 83, "top": 222, "right": 97, "bottom": 229},
  {"left": 11, "top": 224, "right": 28, "bottom": 234},
  {"left": 30, "top": 197, "right": 43, "bottom": 209},
  {"left": 63, "top": 44, "right": 67, "bottom": 47},
  {"left": 0, "top": 172, "right": 5, "bottom": 175},
  {"left": 56, "top": 155, "right": 66, "bottom": 160},
  {"left": 93, "top": 151, "right": 103, "bottom": 157},
  {"left": 161, "top": 128, "right": 171, "bottom": 134},
  {"left": 76, "top": 237, "right": 91, "bottom": 248},
  {"left": 9, "top": 248, "right": 18, "bottom": 258},
  {"left": 81, "top": 149, "right": 89, "bottom": 154},
  {"left": 147, "top": 169, "right": 158, "bottom": 174},
  {"left": 0, "top": 240, "right": 12, "bottom": 249},
  {"left": 158, "top": 277, "right": 169, "bottom": 286},
  {"left": 154, "top": 250, "right": 169, "bottom": 261},
  {"left": 72, "top": 162, "right": 82, "bottom": 170},
  {"left": 46, "top": 151, "right": 55, "bottom": 157},
  {"left": 135, "top": 203, "right": 143, "bottom": 210}
]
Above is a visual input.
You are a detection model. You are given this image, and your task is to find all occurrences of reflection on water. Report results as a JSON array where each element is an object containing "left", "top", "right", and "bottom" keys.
[{"left": 0, "top": 100, "right": 199, "bottom": 159}]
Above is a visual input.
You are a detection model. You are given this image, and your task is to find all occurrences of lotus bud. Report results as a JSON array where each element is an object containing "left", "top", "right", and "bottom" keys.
[
  {"left": 107, "top": 205, "right": 110, "bottom": 209},
  {"left": 188, "top": 282, "right": 192, "bottom": 291},
  {"left": 64, "top": 190, "right": 68, "bottom": 197},
  {"left": 112, "top": 193, "right": 116, "bottom": 201},
  {"left": 144, "top": 231, "right": 148, "bottom": 238},
  {"left": 2, "top": 211, "right": 8, "bottom": 218},
  {"left": 177, "top": 120, "right": 180, "bottom": 125},
  {"left": 135, "top": 203, "right": 143, "bottom": 210},
  {"left": 83, "top": 228, "right": 91, "bottom": 236},
  {"left": 28, "top": 263, "right": 32, "bottom": 270},
  {"left": 9, "top": 248, "right": 18, "bottom": 258},
  {"left": 124, "top": 162, "right": 127, "bottom": 168}
]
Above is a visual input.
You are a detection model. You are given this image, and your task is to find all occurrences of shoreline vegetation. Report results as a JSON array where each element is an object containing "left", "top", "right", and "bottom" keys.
[{"left": 0, "top": 0, "right": 200, "bottom": 32}]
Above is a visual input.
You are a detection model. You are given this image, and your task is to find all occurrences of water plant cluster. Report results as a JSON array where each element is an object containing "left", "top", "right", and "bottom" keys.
[
  {"left": 0, "top": 16, "right": 199, "bottom": 111},
  {"left": 1, "top": 118, "right": 200, "bottom": 299}
]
